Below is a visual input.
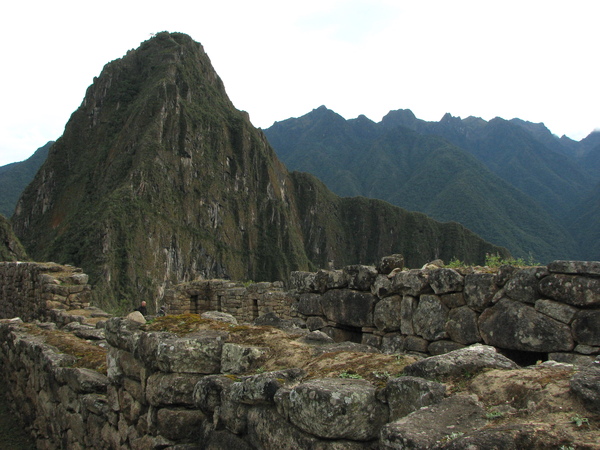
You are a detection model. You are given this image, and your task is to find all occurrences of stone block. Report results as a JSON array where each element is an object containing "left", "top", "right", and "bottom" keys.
[
  {"left": 373, "top": 295, "right": 402, "bottom": 332},
  {"left": 156, "top": 330, "right": 228, "bottom": 373},
  {"left": 412, "top": 295, "right": 449, "bottom": 341},
  {"left": 321, "top": 289, "right": 376, "bottom": 327}
]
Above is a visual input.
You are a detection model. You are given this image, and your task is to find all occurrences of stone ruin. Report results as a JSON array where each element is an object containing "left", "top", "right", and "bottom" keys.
[{"left": 1, "top": 256, "right": 600, "bottom": 448}]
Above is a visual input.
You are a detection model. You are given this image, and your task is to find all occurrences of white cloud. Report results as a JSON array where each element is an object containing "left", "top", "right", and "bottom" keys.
[{"left": 1, "top": 0, "right": 598, "bottom": 166}]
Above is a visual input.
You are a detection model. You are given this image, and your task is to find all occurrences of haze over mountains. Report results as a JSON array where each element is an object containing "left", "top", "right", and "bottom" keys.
[
  {"left": 6, "top": 32, "right": 505, "bottom": 308},
  {"left": 265, "top": 107, "right": 600, "bottom": 263}
]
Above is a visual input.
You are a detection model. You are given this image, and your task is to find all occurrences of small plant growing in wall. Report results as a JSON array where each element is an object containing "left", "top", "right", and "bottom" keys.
[{"left": 338, "top": 370, "right": 362, "bottom": 379}]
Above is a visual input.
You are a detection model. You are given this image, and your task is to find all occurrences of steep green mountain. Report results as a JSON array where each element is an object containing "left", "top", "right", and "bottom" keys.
[
  {"left": 570, "top": 182, "right": 600, "bottom": 260},
  {"left": 11, "top": 32, "right": 505, "bottom": 309},
  {"left": 265, "top": 107, "right": 576, "bottom": 262},
  {"left": 381, "top": 111, "right": 594, "bottom": 223},
  {"left": 0, "top": 142, "right": 53, "bottom": 217},
  {"left": 0, "top": 215, "right": 27, "bottom": 261}
]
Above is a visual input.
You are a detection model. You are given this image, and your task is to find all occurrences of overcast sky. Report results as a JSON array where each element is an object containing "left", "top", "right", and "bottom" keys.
[{"left": 1, "top": 0, "right": 599, "bottom": 166}]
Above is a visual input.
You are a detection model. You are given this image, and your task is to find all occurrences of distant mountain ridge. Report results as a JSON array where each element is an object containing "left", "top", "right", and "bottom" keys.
[
  {"left": 10, "top": 33, "right": 505, "bottom": 308},
  {"left": 0, "top": 141, "right": 53, "bottom": 218},
  {"left": 265, "top": 106, "right": 599, "bottom": 262}
]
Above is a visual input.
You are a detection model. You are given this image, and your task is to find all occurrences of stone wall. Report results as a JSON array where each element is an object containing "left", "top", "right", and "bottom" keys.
[
  {"left": 288, "top": 259, "right": 600, "bottom": 364},
  {"left": 0, "top": 262, "right": 91, "bottom": 322},
  {"left": 164, "top": 279, "right": 295, "bottom": 323}
]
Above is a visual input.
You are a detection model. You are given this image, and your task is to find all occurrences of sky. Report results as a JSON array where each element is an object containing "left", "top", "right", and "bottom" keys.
[{"left": 1, "top": 0, "right": 599, "bottom": 166}]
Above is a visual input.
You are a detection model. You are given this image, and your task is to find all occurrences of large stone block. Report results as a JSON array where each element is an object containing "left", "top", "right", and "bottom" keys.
[
  {"left": 156, "top": 330, "right": 228, "bottom": 373},
  {"left": 221, "top": 343, "right": 270, "bottom": 374},
  {"left": 156, "top": 407, "right": 206, "bottom": 441},
  {"left": 296, "top": 293, "right": 322, "bottom": 316},
  {"left": 146, "top": 372, "right": 204, "bottom": 407},
  {"left": 277, "top": 378, "right": 388, "bottom": 441},
  {"left": 412, "top": 295, "right": 448, "bottom": 341},
  {"left": 429, "top": 268, "right": 464, "bottom": 294},
  {"left": 193, "top": 374, "right": 235, "bottom": 415},
  {"left": 445, "top": 306, "right": 481, "bottom": 345},
  {"left": 548, "top": 260, "right": 600, "bottom": 276},
  {"left": 380, "top": 394, "right": 487, "bottom": 449},
  {"left": 572, "top": 310, "right": 600, "bottom": 346},
  {"left": 479, "top": 298, "right": 574, "bottom": 352},
  {"left": 539, "top": 274, "right": 600, "bottom": 307},
  {"left": 343, "top": 265, "right": 378, "bottom": 291},
  {"left": 384, "top": 376, "right": 446, "bottom": 420},
  {"left": 321, "top": 289, "right": 376, "bottom": 328},
  {"left": 400, "top": 295, "right": 417, "bottom": 336},
  {"left": 570, "top": 365, "right": 600, "bottom": 413},
  {"left": 464, "top": 273, "right": 498, "bottom": 312},
  {"left": 373, "top": 295, "right": 402, "bottom": 332},
  {"left": 503, "top": 267, "right": 547, "bottom": 304},
  {"left": 403, "top": 344, "right": 518, "bottom": 380},
  {"left": 390, "top": 270, "right": 431, "bottom": 296},
  {"left": 534, "top": 299, "right": 578, "bottom": 324}
]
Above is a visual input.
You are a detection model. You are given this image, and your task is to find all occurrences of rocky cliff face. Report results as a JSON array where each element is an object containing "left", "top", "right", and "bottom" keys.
[
  {"left": 0, "top": 215, "right": 27, "bottom": 261},
  {"left": 12, "top": 32, "right": 507, "bottom": 307}
]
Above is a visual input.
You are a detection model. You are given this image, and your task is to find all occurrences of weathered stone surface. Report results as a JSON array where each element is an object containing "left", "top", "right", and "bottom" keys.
[
  {"left": 373, "top": 295, "right": 402, "bottom": 332},
  {"left": 146, "top": 372, "right": 204, "bottom": 407},
  {"left": 443, "top": 423, "right": 556, "bottom": 450},
  {"left": 289, "top": 271, "right": 316, "bottom": 293},
  {"left": 549, "top": 352, "right": 596, "bottom": 366},
  {"left": 295, "top": 330, "right": 334, "bottom": 347},
  {"left": 322, "top": 326, "right": 362, "bottom": 343},
  {"left": 126, "top": 311, "right": 146, "bottom": 323},
  {"left": 385, "top": 376, "right": 446, "bottom": 420},
  {"left": 377, "top": 254, "right": 405, "bottom": 275},
  {"left": 380, "top": 394, "right": 487, "bottom": 449},
  {"left": 572, "top": 310, "right": 600, "bottom": 346},
  {"left": 361, "top": 333, "right": 381, "bottom": 348},
  {"left": 464, "top": 273, "right": 498, "bottom": 312},
  {"left": 321, "top": 289, "right": 376, "bottom": 327},
  {"left": 305, "top": 316, "right": 327, "bottom": 331},
  {"left": 445, "top": 306, "right": 481, "bottom": 345},
  {"left": 534, "top": 298, "right": 578, "bottom": 324},
  {"left": 504, "top": 267, "right": 547, "bottom": 304},
  {"left": 193, "top": 375, "right": 235, "bottom": 415},
  {"left": 314, "top": 269, "right": 347, "bottom": 293},
  {"left": 253, "top": 312, "right": 295, "bottom": 329},
  {"left": 403, "top": 344, "right": 518, "bottom": 380},
  {"left": 412, "top": 295, "right": 448, "bottom": 341},
  {"left": 575, "top": 344, "right": 600, "bottom": 355},
  {"left": 62, "top": 368, "right": 109, "bottom": 394},
  {"left": 104, "top": 317, "right": 143, "bottom": 352},
  {"left": 570, "top": 364, "right": 600, "bottom": 413},
  {"left": 229, "top": 369, "right": 306, "bottom": 405},
  {"left": 428, "top": 340, "right": 465, "bottom": 355},
  {"left": 135, "top": 331, "right": 177, "bottom": 371},
  {"left": 312, "top": 341, "right": 380, "bottom": 356},
  {"left": 429, "top": 268, "right": 463, "bottom": 294},
  {"left": 204, "top": 430, "right": 254, "bottom": 450},
  {"left": 404, "top": 335, "right": 429, "bottom": 353},
  {"left": 439, "top": 292, "right": 465, "bottom": 309},
  {"left": 381, "top": 334, "right": 405, "bottom": 354},
  {"left": 548, "top": 260, "right": 600, "bottom": 276},
  {"left": 390, "top": 269, "right": 431, "bottom": 296},
  {"left": 372, "top": 274, "right": 393, "bottom": 298},
  {"left": 156, "top": 330, "right": 228, "bottom": 373},
  {"left": 73, "top": 327, "right": 105, "bottom": 340},
  {"left": 201, "top": 311, "right": 238, "bottom": 325},
  {"left": 221, "top": 343, "right": 270, "bottom": 374},
  {"left": 479, "top": 298, "right": 574, "bottom": 352},
  {"left": 296, "top": 293, "right": 322, "bottom": 316},
  {"left": 156, "top": 407, "right": 206, "bottom": 441},
  {"left": 400, "top": 295, "right": 417, "bottom": 335},
  {"left": 216, "top": 394, "right": 251, "bottom": 434},
  {"left": 343, "top": 265, "right": 378, "bottom": 291},
  {"left": 278, "top": 378, "right": 388, "bottom": 441},
  {"left": 539, "top": 274, "right": 600, "bottom": 306}
]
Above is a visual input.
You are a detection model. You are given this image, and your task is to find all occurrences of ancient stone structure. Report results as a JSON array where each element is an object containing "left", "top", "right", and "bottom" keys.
[
  {"left": 167, "top": 258, "right": 600, "bottom": 365},
  {"left": 164, "top": 280, "right": 294, "bottom": 323},
  {"left": 2, "top": 256, "right": 600, "bottom": 447},
  {"left": 0, "top": 262, "right": 91, "bottom": 322}
]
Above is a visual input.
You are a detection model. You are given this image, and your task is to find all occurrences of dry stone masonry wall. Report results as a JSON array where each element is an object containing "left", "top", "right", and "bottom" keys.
[
  {"left": 0, "top": 262, "right": 92, "bottom": 323},
  {"left": 288, "top": 258, "right": 600, "bottom": 365},
  {"left": 2, "top": 256, "right": 600, "bottom": 448}
]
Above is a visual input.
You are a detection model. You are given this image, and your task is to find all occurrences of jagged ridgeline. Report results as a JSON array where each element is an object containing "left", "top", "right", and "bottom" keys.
[{"left": 12, "top": 32, "right": 508, "bottom": 307}]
